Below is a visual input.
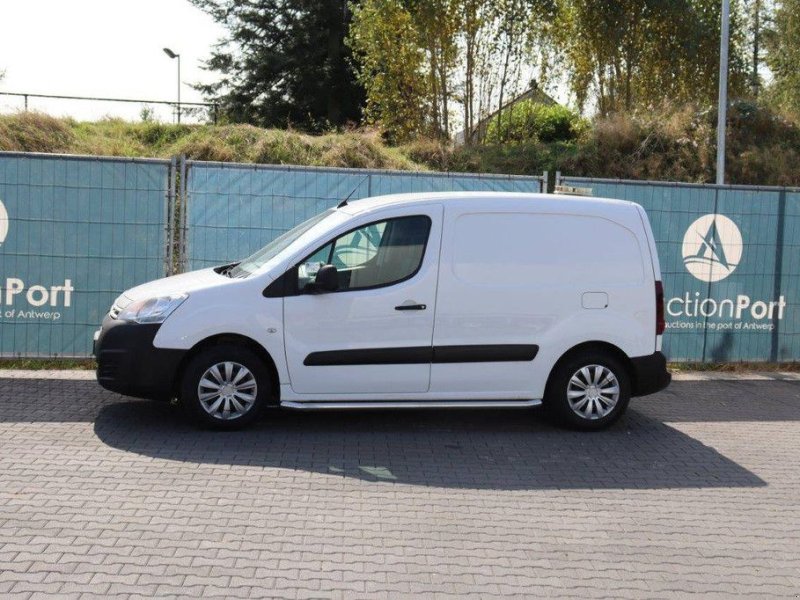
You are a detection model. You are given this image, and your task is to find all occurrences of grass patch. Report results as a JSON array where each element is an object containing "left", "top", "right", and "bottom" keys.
[{"left": 0, "top": 358, "right": 95, "bottom": 370}]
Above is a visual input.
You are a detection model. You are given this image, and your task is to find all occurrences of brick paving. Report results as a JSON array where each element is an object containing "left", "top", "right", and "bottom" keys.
[{"left": 0, "top": 372, "right": 799, "bottom": 598}]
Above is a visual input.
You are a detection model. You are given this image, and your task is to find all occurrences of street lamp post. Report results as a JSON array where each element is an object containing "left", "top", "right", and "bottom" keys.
[
  {"left": 163, "top": 47, "right": 181, "bottom": 124},
  {"left": 716, "top": 0, "right": 730, "bottom": 185}
]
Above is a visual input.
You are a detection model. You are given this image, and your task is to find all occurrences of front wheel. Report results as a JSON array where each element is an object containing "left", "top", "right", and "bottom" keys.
[
  {"left": 180, "top": 344, "right": 271, "bottom": 429},
  {"left": 544, "top": 351, "right": 631, "bottom": 430}
]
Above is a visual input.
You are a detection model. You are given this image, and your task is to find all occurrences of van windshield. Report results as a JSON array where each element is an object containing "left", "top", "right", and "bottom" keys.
[{"left": 228, "top": 209, "right": 337, "bottom": 278}]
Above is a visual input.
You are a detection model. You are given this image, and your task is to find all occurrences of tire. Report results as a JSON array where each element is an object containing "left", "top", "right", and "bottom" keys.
[
  {"left": 180, "top": 343, "right": 271, "bottom": 429},
  {"left": 544, "top": 350, "right": 631, "bottom": 431}
]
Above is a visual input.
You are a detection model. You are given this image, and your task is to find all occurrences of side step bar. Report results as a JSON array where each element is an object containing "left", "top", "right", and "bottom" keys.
[{"left": 280, "top": 399, "right": 542, "bottom": 410}]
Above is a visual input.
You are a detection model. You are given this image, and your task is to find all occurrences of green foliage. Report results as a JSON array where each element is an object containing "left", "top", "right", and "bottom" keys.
[
  {"left": 190, "top": 0, "right": 364, "bottom": 131},
  {"left": 347, "top": 0, "right": 429, "bottom": 142},
  {"left": 406, "top": 102, "right": 800, "bottom": 186},
  {"left": 560, "top": 102, "right": 800, "bottom": 185},
  {"left": 764, "top": 0, "right": 800, "bottom": 118},
  {"left": 139, "top": 106, "right": 156, "bottom": 123},
  {"left": 407, "top": 0, "right": 463, "bottom": 137},
  {"left": 484, "top": 101, "right": 586, "bottom": 143},
  {"left": 554, "top": 0, "right": 749, "bottom": 114},
  {"left": 349, "top": 0, "right": 556, "bottom": 140}
]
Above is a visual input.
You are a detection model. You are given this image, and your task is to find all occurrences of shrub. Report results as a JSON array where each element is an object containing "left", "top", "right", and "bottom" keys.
[{"left": 484, "top": 101, "right": 586, "bottom": 143}]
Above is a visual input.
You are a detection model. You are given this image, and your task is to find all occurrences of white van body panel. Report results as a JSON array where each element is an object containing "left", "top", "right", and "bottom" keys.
[
  {"left": 283, "top": 203, "right": 444, "bottom": 394},
  {"left": 122, "top": 267, "right": 229, "bottom": 303},
  {"left": 99, "top": 192, "right": 666, "bottom": 407},
  {"left": 152, "top": 276, "right": 291, "bottom": 383},
  {"left": 430, "top": 198, "right": 655, "bottom": 399}
]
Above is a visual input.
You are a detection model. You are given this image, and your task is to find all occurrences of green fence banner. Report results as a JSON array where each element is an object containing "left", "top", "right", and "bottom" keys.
[
  {"left": 0, "top": 153, "right": 170, "bottom": 357},
  {"left": 3, "top": 151, "right": 798, "bottom": 364},
  {"left": 560, "top": 176, "right": 800, "bottom": 362}
]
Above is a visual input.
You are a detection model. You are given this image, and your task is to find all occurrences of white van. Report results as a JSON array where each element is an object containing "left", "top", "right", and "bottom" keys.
[{"left": 94, "top": 192, "right": 670, "bottom": 430}]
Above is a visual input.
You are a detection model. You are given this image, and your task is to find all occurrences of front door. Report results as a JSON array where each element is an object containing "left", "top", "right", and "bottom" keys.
[{"left": 284, "top": 205, "right": 442, "bottom": 395}]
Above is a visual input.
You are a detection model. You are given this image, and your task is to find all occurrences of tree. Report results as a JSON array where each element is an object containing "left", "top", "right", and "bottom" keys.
[
  {"left": 348, "top": 0, "right": 559, "bottom": 141},
  {"left": 765, "top": 0, "right": 800, "bottom": 116},
  {"left": 746, "top": 0, "right": 766, "bottom": 97},
  {"left": 406, "top": 0, "right": 462, "bottom": 137},
  {"left": 191, "top": 0, "right": 365, "bottom": 130},
  {"left": 555, "top": 0, "right": 748, "bottom": 114},
  {"left": 347, "top": 0, "right": 429, "bottom": 140}
]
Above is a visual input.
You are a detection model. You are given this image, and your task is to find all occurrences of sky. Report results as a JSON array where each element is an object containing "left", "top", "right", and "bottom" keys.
[{"left": 0, "top": 0, "right": 226, "bottom": 123}]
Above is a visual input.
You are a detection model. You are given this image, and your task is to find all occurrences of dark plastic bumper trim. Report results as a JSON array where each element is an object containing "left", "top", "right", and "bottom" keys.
[
  {"left": 94, "top": 315, "right": 185, "bottom": 401},
  {"left": 630, "top": 351, "right": 671, "bottom": 397}
]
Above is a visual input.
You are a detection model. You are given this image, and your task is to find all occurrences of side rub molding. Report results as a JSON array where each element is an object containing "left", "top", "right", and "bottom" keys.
[{"left": 304, "top": 345, "right": 538, "bottom": 366}]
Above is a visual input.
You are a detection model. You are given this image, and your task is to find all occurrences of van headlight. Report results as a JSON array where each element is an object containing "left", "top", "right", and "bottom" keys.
[{"left": 118, "top": 294, "right": 187, "bottom": 324}]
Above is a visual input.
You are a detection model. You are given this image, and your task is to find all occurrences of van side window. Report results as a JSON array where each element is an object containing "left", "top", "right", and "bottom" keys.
[{"left": 298, "top": 215, "right": 431, "bottom": 292}]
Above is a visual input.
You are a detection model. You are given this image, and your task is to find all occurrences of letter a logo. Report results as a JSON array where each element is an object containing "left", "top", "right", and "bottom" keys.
[{"left": 682, "top": 214, "right": 742, "bottom": 282}]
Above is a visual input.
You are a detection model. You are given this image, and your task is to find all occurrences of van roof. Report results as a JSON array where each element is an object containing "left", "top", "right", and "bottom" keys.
[{"left": 339, "top": 191, "right": 637, "bottom": 215}]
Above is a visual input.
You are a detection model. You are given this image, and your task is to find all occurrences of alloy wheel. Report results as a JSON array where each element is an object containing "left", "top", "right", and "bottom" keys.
[
  {"left": 566, "top": 364, "right": 620, "bottom": 420},
  {"left": 197, "top": 361, "right": 258, "bottom": 420}
]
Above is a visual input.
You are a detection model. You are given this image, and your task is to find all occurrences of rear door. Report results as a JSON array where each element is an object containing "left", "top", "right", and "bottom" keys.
[{"left": 283, "top": 205, "right": 443, "bottom": 395}]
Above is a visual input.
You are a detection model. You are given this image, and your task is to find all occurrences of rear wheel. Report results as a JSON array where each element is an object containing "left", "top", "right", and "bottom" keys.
[
  {"left": 180, "top": 344, "right": 271, "bottom": 429},
  {"left": 544, "top": 350, "right": 631, "bottom": 430}
]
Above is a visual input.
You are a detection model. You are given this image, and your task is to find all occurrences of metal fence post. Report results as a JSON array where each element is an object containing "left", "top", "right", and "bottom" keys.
[
  {"left": 555, "top": 171, "right": 561, "bottom": 189},
  {"left": 542, "top": 171, "right": 549, "bottom": 193},
  {"left": 771, "top": 189, "right": 787, "bottom": 361},
  {"left": 179, "top": 155, "right": 188, "bottom": 273}
]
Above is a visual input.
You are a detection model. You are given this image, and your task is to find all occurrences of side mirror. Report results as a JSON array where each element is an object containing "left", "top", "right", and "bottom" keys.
[{"left": 307, "top": 264, "right": 339, "bottom": 293}]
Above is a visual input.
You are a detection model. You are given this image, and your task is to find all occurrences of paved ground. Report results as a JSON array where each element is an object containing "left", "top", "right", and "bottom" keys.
[{"left": 1, "top": 372, "right": 799, "bottom": 599}]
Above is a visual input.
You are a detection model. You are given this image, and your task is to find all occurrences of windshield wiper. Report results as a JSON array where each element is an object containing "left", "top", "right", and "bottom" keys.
[{"left": 216, "top": 263, "right": 240, "bottom": 278}]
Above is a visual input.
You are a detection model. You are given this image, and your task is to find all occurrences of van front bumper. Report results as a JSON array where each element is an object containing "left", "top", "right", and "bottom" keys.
[
  {"left": 630, "top": 351, "right": 671, "bottom": 397},
  {"left": 94, "top": 315, "right": 186, "bottom": 401}
]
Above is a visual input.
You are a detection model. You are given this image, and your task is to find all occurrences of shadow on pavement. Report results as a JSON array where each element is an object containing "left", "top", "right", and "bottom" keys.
[
  {"left": 93, "top": 396, "right": 772, "bottom": 491},
  {"left": 1, "top": 377, "right": 790, "bottom": 490}
]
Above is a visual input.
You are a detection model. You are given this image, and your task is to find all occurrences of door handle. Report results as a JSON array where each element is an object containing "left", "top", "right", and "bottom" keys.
[{"left": 395, "top": 303, "right": 427, "bottom": 311}]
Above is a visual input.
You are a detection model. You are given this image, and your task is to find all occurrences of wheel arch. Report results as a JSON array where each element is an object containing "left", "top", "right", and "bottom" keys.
[
  {"left": 174, "top": 333, "right": 281, "bottom": 405},
  {"left": 544, "top": 340, "right": 634, "bottom": 400}
]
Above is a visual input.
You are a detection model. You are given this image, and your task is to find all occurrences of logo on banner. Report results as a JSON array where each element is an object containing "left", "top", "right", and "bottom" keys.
[
  {"left": 682, "top": 214, "right": 742, "bottom": 282},
  {"left": 0, "top": 199, "right": 8, "bottom": 245}
]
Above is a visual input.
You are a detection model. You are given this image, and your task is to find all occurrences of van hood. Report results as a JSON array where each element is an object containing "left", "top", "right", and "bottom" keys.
[{"left": 117, "top": 268, "right": 231, "bottom": 307}]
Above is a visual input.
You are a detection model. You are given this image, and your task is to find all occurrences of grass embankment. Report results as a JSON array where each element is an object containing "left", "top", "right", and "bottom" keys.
[
  {"left": 1, "top": 102, "right": 799, "bottom": 185},
  {"left": 408, "top": 103, "right": 800, "bottom": 186},
  {"left": 0, "top": 113, "right": 421, "bottom": 170}
]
